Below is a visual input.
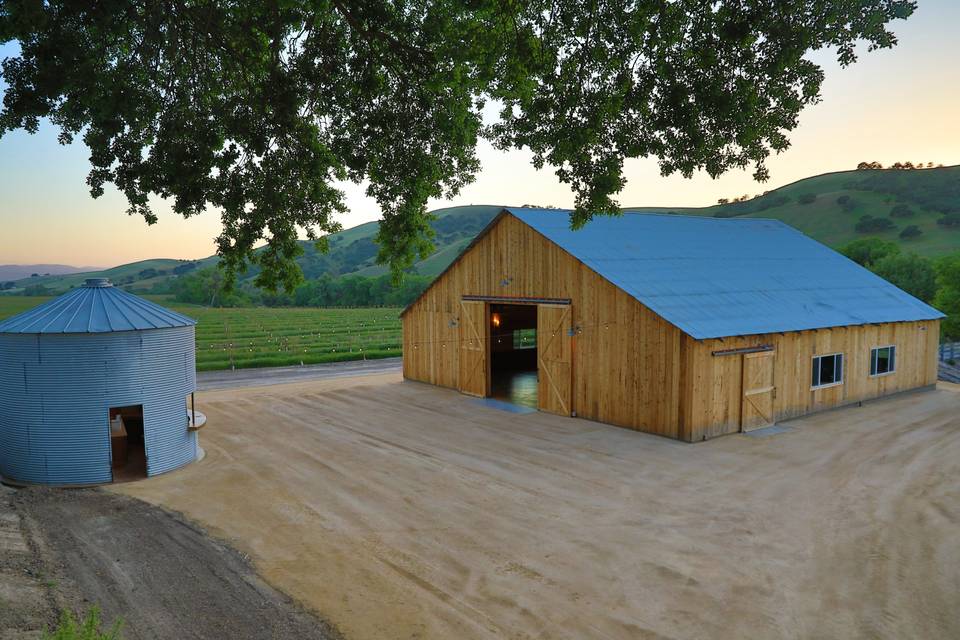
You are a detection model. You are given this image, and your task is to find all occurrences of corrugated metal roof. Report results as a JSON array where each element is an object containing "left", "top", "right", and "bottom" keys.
[
  {"left": 506, "top": 208, "right": 944, "bottom": 339},
  {"left": 0, "top": 278, "right": 196, "bottom": 334}
]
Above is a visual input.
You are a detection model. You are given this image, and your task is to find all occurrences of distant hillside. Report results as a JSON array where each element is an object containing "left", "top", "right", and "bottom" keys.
[
  {"left": 635, "top": 165, "right": 960, "bottom": 257},
  {"left": 235, "top": 205, "right": 504, "bottom": 283},
  {"left": 8, "top": 166, "right": 959, "bottom": 296},
  {"left": 0, "top": 264, "right": 99, "bottom": 281},
  {"left": 9, "top": 258, "right": 218, "bottom": 295}
]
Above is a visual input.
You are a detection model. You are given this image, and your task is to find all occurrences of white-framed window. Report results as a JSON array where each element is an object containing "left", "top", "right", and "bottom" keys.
[
  {"left": 513, "top": 328, "right": 536, "bottom": 350},
  {"left": 870, "top": 345, "right": 896, "bottom": 376},
  {"left": 812, "top": 353, "right": 844, "bottom": 388}
]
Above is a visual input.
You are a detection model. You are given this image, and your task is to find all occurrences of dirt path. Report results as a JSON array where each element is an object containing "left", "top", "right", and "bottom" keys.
[
  {"left": 197, "top": 357, "right": 401, "bottom": 391},
  {"left": 0, "top": 485, "right": 59, "bottom": 638},
  {"left": 114, "top": 375, "right": 960, "bottom": 639},
  {"left": 11, "top": 489, "right": 340, "bottom": 640}
]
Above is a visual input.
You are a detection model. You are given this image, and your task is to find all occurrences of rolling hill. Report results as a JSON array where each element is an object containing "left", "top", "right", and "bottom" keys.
[
  {"left": 8, "top": 258, "right": 218, "bottom": 294},
  {"left": 0, "top": 264, "right": 99, "bottom": 281},
  {"left": 7, "top": 166, "right": 959, "bottom": 295}
]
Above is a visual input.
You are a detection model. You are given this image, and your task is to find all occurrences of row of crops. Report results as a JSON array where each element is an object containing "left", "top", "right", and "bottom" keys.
[
  {"left": 184, "top": 306, "right": 403, "bottom": 371},
  {"left": 0, "top": 297, "right": 403, "bottom": 372}
]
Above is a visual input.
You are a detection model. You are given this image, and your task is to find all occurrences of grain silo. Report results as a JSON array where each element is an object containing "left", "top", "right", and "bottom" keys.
[{"left": 0, "top": 278, "right": 200, "bottom": 485}]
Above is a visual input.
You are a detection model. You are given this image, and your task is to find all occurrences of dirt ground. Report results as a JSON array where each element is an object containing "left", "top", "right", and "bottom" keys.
[
  {"left": 197, "top": 357, "right": 401, "bottom": 391},
  {"left": 6, "top": 489, "right": 339, "bottom": 640},
  {"left": 114, "top": 375, "right": 960, "bottom": 640},
  {"left": 0, "top": 484, "right": 59, "bottom": 639}
]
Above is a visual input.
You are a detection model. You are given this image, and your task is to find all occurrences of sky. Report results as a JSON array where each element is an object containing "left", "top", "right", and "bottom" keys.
[{"left": 1, "top": 1, "right": 959, "bottom": 268}]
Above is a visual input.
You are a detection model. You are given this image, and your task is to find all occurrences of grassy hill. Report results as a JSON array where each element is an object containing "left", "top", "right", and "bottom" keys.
[
  {"left": 8, "top": 166, "right": 959, "bottom": 295},
  {"left": 630, "top": 165, "right": 960, "bottom": 258},
  {"left": 0, "top": 264, "right": 99, "bottom": 280},
  {"left": 10, "top": 257, "right": 218, "bottom": 294}
]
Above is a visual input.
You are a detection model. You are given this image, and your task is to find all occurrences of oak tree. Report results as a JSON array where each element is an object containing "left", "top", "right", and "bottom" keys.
[{"left": 0, "top": 1, "right": 916, "bottom": 289}]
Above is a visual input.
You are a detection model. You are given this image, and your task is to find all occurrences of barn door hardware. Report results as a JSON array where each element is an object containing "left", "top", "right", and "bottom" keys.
[{"left": 711, "top": 344, "right": 774, "bottom": 357}]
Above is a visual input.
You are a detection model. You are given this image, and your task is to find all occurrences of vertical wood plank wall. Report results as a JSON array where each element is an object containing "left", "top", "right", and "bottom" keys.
[
  {"left": 402, "top": 212, "right": 684, "bottom": 437},
  {"left": 678, "top": 320, "right": 940, "bottom": 441},
  {"left": 402, "top": 212, "right": 940, "bottom": 442}
]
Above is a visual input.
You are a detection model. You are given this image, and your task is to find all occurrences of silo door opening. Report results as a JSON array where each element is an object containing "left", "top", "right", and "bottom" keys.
[
  {"left": 109, "top": 405, "right": 147, "bottom": 482},
  {"left": 489, "top": 303, "right": 539, "bottom": 409}
]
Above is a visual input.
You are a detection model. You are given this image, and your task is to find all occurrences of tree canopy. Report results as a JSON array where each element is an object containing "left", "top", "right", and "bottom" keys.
[
  {"left": 935, "top": 254, "right": 960, "bottom": 339},
  {"left": 0, "top": 0, "right": 916, "bottom": 290},
  {"left": 840, "top": 237, "right": 901, "bottom": 267},
  {"left": 870, "top": 252, "right": 937, "bottom": 303}
]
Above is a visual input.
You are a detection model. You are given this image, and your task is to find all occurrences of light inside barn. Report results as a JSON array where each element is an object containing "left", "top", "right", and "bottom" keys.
[{"left": 491, "top": 313, "right": 501, "bottom": 328}]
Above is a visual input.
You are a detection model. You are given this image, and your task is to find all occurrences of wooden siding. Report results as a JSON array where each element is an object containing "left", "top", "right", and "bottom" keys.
[
  {"left": 403, "top": 212, "right": 940, "bottom": 441},
  {"left": 402, "top": 212, "right": 684, "bottom": 438},
  {"left": 679, "top": 320, "right": 940, "bottom": 441}
]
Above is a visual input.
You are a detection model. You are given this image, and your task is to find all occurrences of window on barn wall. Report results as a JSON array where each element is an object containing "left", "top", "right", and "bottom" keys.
[
  {"left": 870, "top": 346, "right": 896, "bottom": 376},
  {"left": 513, "top": 328, "right": 537, "bottom": 349},
  {"left": 812, "top": 353, "right": 844, "bottom": 388}
]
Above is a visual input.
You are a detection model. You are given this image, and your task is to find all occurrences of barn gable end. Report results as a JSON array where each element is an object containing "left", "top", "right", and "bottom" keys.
[{"left": 403, "top": 211, "right": 684, "bottom": 437}]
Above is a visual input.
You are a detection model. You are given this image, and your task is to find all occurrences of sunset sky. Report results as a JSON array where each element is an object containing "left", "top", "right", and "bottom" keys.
[{"left": 1, "top": 0, "right": 958, "bottom": 268}]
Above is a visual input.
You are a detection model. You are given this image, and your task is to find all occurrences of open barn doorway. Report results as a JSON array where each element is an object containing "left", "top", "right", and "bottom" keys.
[
  {"left": 109, "top": 405, "right": 147, "bottom": 482},
  {"left": 489, "top": 303, "right": 538, "bottom": 409}
]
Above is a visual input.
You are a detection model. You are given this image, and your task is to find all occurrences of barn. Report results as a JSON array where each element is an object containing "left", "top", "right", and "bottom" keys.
[
  {"left": 401, "top": 208, "right": 944, "bottom": 441},
  {"left": 0, "top": 278, "right": 200, "bottom": 485}
]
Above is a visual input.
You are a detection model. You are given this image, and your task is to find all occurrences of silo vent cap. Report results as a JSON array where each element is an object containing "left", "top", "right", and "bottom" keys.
[{"left": 83, "top": 278, "right": 113, "bottom": 288}]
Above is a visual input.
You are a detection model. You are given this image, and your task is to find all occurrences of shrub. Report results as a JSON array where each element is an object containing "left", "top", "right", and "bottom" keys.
[
  {"left": 840, "top": 238, "right": 900, "bottom": 266},
  {"left": 23, "top": 284, "right": 51, "bottom": 296},
  {"left": 43, "top": 608, "right": 122, "bottom": 640},
  {"left": 889, "top": 203, "right": 914, "bottom": 218},
  {"left": 836, "top": 195, "right": 857, "bottom": 212},
  {"left": 899, "top": 225, "right": 922, "bottom": 239},
  {"left": 855, "top": 215, "right": 896, "bottom": 233},
  {"left": 937, "top": 213, "right": 960, "bottom": 227},
  {"left": 798, "top": 193, "right": 816, "bottom": 205}
]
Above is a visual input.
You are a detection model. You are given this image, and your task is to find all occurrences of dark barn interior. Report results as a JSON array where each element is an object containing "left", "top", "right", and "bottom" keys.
[{"left": 489, "top": 303, "right": 538, "bottom": 408}]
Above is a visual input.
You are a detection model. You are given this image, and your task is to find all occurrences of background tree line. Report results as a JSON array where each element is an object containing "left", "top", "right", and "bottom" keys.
[
  {"left": 171, "top": 269, "right": 432, "bottom": 309},
  {"left": 839, "top": 238, "right": 960, "bottom": 339}
]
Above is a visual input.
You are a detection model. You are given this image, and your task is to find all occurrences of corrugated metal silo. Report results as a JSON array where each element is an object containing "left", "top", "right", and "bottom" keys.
[{"left": 0, "top": 278, "right": 199, "bottom": 485}]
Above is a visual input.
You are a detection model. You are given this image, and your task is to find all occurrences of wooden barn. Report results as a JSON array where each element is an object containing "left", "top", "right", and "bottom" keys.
[{"left": 401, "top": 208, "right": 944, "bottom": 441}]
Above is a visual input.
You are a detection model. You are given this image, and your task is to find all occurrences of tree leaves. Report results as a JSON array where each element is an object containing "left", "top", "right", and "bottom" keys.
[{"left": 0, "top": 0, "right": 916, "bottom": 290}]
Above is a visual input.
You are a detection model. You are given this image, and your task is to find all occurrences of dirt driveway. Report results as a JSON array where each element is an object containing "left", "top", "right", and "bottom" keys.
[{"left": 113, "top": 375, "right": 960, "bottom": 640}]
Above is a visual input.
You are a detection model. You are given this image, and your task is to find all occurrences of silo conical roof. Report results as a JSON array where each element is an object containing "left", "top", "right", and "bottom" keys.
[{"left": 0, "top": 278, "right": 196, "bottom": 334}]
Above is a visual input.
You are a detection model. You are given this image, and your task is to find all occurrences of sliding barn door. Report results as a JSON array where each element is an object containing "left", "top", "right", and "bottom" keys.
[
  {"left": 458, "top": 300, "right": 488, "bottom": 397},
  {"left": 537, "top": 304, "right": 572, "bottom": 416},
  {"left": 741, "top": 350, "right": 776, "bottom": 431}
]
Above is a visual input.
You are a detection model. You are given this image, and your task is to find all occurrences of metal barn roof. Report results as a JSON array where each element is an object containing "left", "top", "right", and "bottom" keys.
[
  {"left": 505, "top": 208, "right": 944, "bottom": 339},
  {"left": 0, "top": 278, "right": 196, "bottom": 334}
]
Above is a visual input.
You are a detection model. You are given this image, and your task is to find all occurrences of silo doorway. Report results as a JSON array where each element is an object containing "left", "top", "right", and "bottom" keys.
[{"left": 109, "top": 405, "right": 147, "bottom": 482}]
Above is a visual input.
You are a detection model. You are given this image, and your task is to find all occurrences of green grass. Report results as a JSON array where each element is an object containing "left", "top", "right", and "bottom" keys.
[
  {"left": 0, "top": 297, "right": 402, "bottom": 371},
  {"left": 43, "top": 607, "right": 122, "bottom": 640}
]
